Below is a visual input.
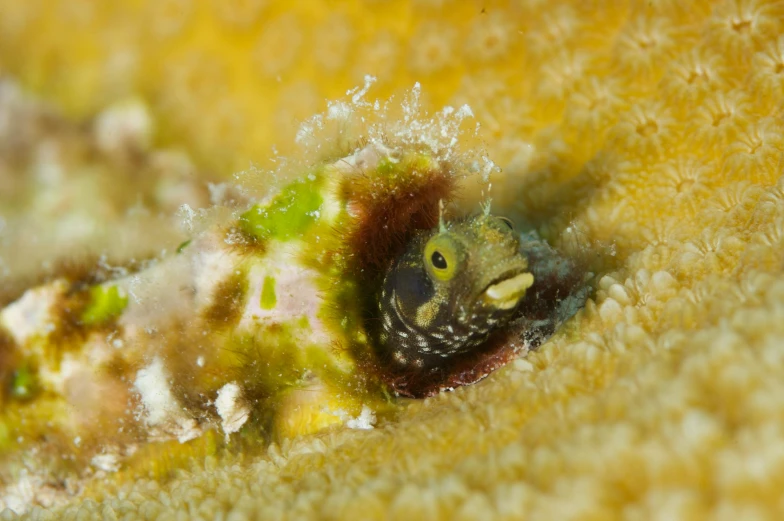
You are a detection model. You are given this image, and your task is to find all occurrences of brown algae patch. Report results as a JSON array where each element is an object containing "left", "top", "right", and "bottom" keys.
[{"left": 202, "top": 270, "right": 249, "bottom": 328}]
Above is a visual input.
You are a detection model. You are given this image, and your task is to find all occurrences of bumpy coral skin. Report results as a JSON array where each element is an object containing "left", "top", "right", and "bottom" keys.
[{"left": 2, "top": 0, "right": 784, "bottom": 519}]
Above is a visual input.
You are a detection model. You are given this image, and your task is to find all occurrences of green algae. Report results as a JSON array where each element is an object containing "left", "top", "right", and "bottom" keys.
[
  {"left": 10, "top": 363, "right": 38, "bottom": 401},
  {"left": 260, "top": 276, "right": 277, "bottom": 310},
  {"left": 80, "top": 285, "right": 128, "bottom": 326},
  {"left": 176, "top": 239, "right": 192, "bottom": 253},
  {"left": 239, "top": 174, "right": 324, "bottom": 242},
  {"left": 376, "top": 156, "right": 398, "bottom": 176}
]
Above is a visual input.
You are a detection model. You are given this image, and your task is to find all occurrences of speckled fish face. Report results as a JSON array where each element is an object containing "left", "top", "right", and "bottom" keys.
[{"left": 377, "top": 214, "right": 534, "bottom": 366}]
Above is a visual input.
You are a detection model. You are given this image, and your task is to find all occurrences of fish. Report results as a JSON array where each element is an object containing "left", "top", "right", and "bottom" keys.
[{"left": 369, "top": 213, "right": 586, "bottom": 397}]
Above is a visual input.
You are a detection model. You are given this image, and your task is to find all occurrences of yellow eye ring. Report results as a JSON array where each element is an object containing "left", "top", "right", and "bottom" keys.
[
  {"left": 424, "top": 235, "right": 459, "bottom": 281},
  {"left": 498, "top": 216, "right": 514, "bottom": 230}
]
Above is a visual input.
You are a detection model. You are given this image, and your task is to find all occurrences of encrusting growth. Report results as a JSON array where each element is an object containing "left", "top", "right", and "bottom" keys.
[{"left": 0, "top": 138, "right": 586, "bottom": 504}]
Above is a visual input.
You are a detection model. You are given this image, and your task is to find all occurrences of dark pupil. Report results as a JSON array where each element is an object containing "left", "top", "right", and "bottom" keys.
[{"left": 431, "top": 251, "right": 448, "bottom": 270}]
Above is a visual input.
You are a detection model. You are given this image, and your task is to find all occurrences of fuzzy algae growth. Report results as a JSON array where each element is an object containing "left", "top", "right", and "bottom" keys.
[
  {"left": 1, "top": 135, "right": 509, "bottom": 510},
  {"left": 2, "top": 0, "right": 784, "bottom": 519}
]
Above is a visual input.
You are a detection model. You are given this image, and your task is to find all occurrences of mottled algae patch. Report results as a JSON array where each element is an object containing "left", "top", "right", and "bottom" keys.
[{"left": 1, "top": 0, "right": 784, "bottom": 519}]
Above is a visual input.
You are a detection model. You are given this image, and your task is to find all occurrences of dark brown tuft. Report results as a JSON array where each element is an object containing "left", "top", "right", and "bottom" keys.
[
  {"left": 0, "top": 327, "right": 18, "bottom": 404},
  {"left": 201, "top": 270, "right": 248, "bottom": 328},
  {"left": 47, "top": 287, "right": 94, "bottom": 353},
  {"left": 339, "top": 161, "right": 457, "bottom": 279}
]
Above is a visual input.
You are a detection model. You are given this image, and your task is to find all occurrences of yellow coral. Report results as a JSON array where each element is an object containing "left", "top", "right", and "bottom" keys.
[{"left": 1, "top": 0, "right": 784, "bottom": 518}]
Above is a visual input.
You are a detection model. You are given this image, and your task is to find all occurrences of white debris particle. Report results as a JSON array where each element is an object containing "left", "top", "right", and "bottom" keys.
[
  {"left": 348, "top": 74, "right": 377, "bottom": 104},
  {"left": 0, "top": 283, "right": 61, "bottom": 344},
  {"left": 215, "top": 382, "right": 250, "bottom": 440},
  {"left": 327, "top": 100, "right": 352, "bottom": 121},
  {"left": 295, "top": 113, "right": 324, "bottom": 144},
  {"left": 196, "top": 356, "right": 205, "bottom": 367},
  {"left": 133, "top": 357, "right": 175, "bottom": 426},
  {"left": 133, "top": 357, "right": 201, "bottom": 443},
  {"left": 480, "top": 154, "right": 500, "bottom": 182},
  {"left": 0, "top": 470, "right": 35, "bottom": 514},
  {"left": 91, "top": 453, "right": 120, "bottom": 473},
  {"left": 178, "top": 203, "right": 196, "bottom": 232},
  {"left": 456, "top": 104, "right": 474, "bottom": 118},
  {"left": 346, "top": 406, "right": 376, "bottom": 430}
]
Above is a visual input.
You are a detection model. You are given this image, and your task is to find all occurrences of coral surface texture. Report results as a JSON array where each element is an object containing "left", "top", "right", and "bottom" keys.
[{"left": 1, "top": 0, "right": 784, "bottom": 519}]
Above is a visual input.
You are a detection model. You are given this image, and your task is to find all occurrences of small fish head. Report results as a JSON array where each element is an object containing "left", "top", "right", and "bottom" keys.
[{"left": 387, "top": 214, "right": 533, "bottom": 356}]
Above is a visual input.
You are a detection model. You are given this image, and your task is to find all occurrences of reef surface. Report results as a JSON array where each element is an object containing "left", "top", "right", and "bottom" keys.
[{"left": 1, "top": 0, "right": 784, "bottom": 519}]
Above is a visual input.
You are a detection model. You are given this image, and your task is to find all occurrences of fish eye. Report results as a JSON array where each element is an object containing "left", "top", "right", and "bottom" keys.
[
  {"left": 498, "top": 217, "right": 514, "bottom": 230},
  {"left": 431, "top": 251, "right": 448, "bottom": 270},
  {"left": 424, "top": 235, "right": 459, "bottom": 281}
]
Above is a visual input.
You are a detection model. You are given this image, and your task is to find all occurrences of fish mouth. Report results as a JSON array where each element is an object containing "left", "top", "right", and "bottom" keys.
[{"left": 480, "top": 270, "right": 534, "bottom": 311}]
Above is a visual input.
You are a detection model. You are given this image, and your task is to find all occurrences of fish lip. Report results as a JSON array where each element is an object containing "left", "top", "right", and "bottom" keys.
[
  {"left": 479, "top": 269, "right": 534, "bottom": 311},
  {"left": 481, "top": 266, "right": 528, "bottom": 294}
]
